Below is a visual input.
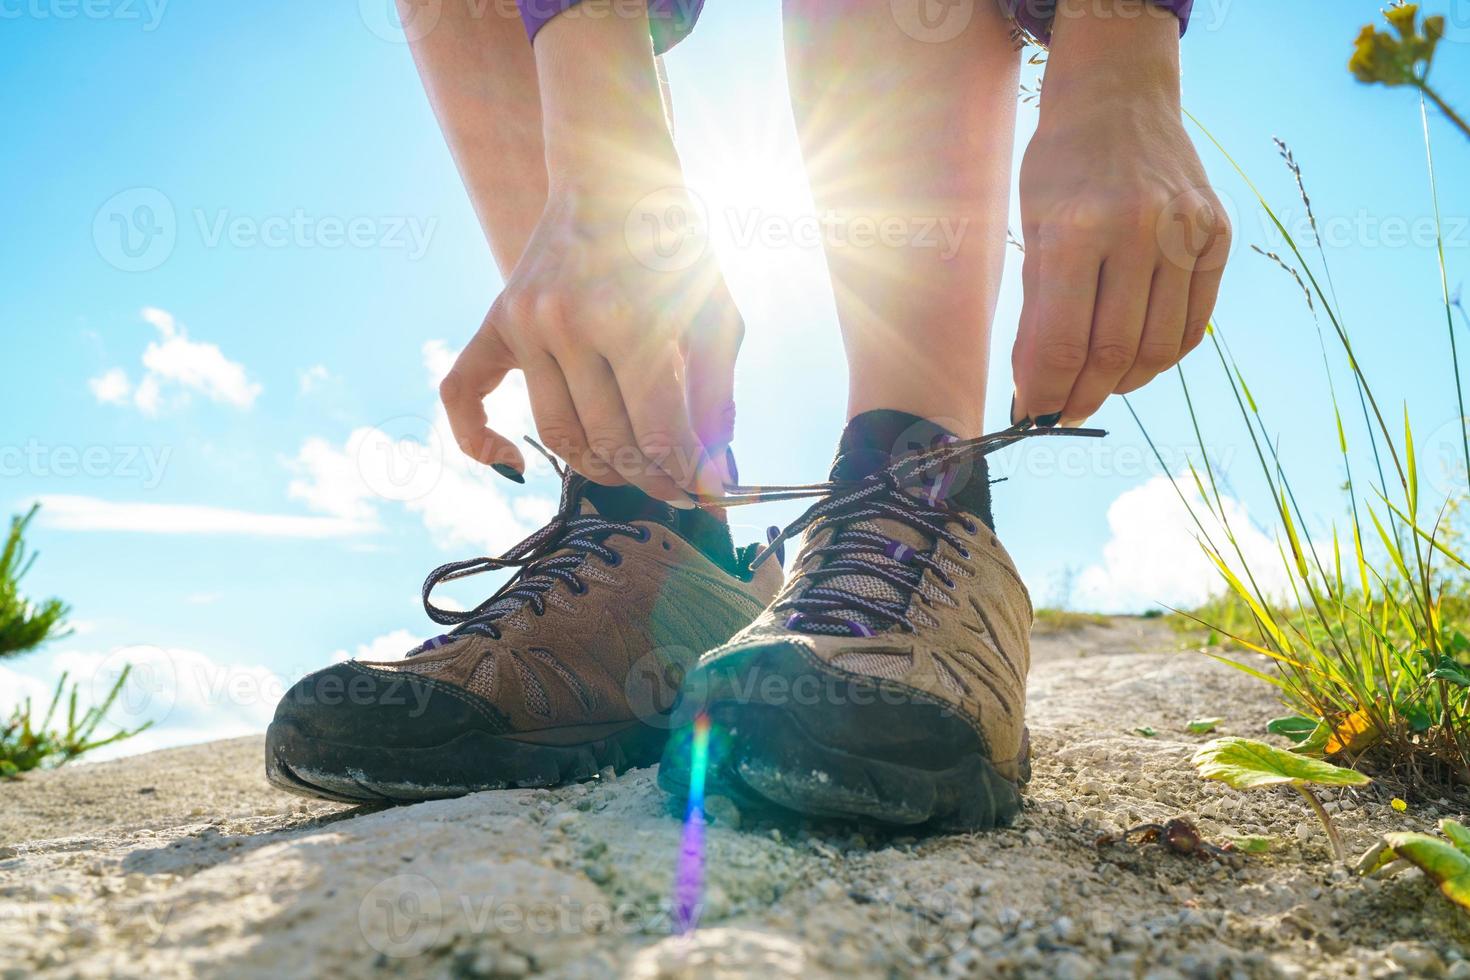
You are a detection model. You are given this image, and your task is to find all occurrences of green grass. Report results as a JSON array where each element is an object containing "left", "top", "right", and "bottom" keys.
[
  {"left": 1033, "top": 608, "right": 1114, "bottom": 634},
  {"left": 0, "top": 505, "right": 151, "bottom": 777},
  {"left": 1, "top": 669, "right": 152, "bottom": 778},
  {"left": 1133, "top": 7, "right": 1470, "bottom": 797}
]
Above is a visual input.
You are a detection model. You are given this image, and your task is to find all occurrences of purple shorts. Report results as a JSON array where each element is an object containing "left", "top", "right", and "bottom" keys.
[
  {"left": 519, "top": 0, "right": 706, "bottom": 55},
  {"left": 518, "top": 0, "right": 1190, "bottom": 54}
]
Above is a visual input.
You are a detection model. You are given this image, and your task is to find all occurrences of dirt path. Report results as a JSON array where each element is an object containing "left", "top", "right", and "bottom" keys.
[{"left": 2, "top": 619, "right": 1466, "bottom": 978}]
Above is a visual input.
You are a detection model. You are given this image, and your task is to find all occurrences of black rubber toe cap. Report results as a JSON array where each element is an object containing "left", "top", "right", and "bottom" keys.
[{"left": 272, "top": 662, "right": 511, "bottom": 748}]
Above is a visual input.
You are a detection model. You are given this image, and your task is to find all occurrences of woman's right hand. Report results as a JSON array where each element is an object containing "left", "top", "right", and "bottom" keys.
[{"left": 438, "top": 184, "right": 741, "bottom": 504}]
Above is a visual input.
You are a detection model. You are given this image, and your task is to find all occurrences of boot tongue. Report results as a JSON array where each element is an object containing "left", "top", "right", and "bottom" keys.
[
  {"left": 567, "top": 473, "right": 741, "bottom": 574},
  {"left": 575, "top": 476, "right": 681, "bottom": 526},
  {"left": 790, "top": 411, "right": 984, "bottom": 638},
  {"left": 830, "top": 410, "right": 958, "bottom": 482}
]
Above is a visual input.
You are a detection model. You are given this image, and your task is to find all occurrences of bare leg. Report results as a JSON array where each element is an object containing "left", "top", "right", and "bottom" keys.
[
  {"left": 783, "top": 0, "right": 1020, "bottom": 438},
  {"left": 397, "top": 1, "right": 547, "bottom": 274}
]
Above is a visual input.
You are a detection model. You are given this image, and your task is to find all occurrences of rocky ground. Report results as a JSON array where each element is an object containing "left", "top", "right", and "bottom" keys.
[{"left": 2, "top": 618, "right": 1467, "bottom": 979}]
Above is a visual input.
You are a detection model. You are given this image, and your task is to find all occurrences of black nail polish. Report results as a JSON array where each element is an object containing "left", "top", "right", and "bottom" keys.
[
  {"left": 724, "top": 446, "right": 740, "bottom": 485},
  {"left": 1035, "top": 412, "right": 1063, "bottom": 429},
  {"left": 492, "top": 463, "right": 525, "bottom": 484}
]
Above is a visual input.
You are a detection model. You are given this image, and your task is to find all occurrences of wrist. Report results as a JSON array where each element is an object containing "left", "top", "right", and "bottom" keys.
[
  {"left": 1042, "top": 0, "right": 1180, "bottom": 111},
  {"left": 534, "top": 5, "right": 681, "bottom": 186}
]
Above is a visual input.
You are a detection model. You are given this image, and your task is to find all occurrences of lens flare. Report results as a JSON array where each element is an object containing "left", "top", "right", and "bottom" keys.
[{"left": 672, "top": 712, "right": 712, "bottom": 934}]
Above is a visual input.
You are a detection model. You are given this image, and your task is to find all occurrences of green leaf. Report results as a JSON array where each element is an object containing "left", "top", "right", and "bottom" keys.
[
  {"left": 1192, "top": 737, "right": 1373, "bottom": 790},
  {"left": 1267, "top": 715, "right": 1319, "bottom": 742},
  {"left": 1440, "top": 820, "right": 1470, "bottom": 858},
  {"left": 1187, "top": 717, "right": 1224, "bottom": 735},
  {"left": 1227, "top": 834, "right": 1274, "bottom": 855},
  {"left": 1383, "top": 832, "right": 1470, "bottom": 911},
  {"left": 1404, "top": 703, "right": 1434, "bottom": 733},
  {"left": 1428, "top": 654, "right": 1470, "bottom": 687}
]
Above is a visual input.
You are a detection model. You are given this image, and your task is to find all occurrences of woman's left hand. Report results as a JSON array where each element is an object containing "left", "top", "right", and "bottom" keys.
[{"left": 1012, "top": 0, "right": 1231, "bottom": 426}]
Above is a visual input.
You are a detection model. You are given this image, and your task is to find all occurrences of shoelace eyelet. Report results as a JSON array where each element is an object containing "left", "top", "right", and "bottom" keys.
[
  {"left": 962, "top": 519, "right": 978, "bottom": 535},
  {"left": 632, "top": 526, "right": 651, "bottom": 542},
  {"left": 569, "top": 579, "right": 588, "bottom": 596},
  {"left": 957, "top": 546, "right": 972, "bottom": 559},
  {"left": 605, "top": 552, "right": 623, "bottom": 568}
]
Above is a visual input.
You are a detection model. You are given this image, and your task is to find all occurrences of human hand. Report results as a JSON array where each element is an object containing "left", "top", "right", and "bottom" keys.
[
  {"left": 439, "top": 185, "right": 741, "bottom": 503},
  {"left": 1012, "top": 0, "right": 1230, "bottom": 426}
]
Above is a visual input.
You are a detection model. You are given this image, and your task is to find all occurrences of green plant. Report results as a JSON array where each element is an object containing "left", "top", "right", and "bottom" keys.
[
  {"left": 1193, "top": 737, "right": 1371, "bottom": 864},
  {"left": 1132, "top": 42, "right": 1470, "bottom": 791},
  {"left": 1357, "top": 818, "right": 1470, "bottom": 913},
  {"left": 0, "top": 505, "right": 71, "bottom": 657},
  {"left": 1, "top": 669, "right": 152, "bottom": 777},
  {"left": 1350, "top": 4, "right": 1470, "bottom": 142},
  {"left": 0, "top": 504, "right": 151, "bottom": 775}
]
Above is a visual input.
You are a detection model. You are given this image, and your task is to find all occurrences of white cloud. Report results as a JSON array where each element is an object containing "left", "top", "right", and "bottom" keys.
[
  {"left": 0, "top": 644, "right": 287, "bottom": 762},
  {"left": 331, "top": 628, "right": 425, "bottom": 665},
  {"left": 33, "top": 495, "right": 372, "bottom": 538},
  {"left": 88, "top": 368, "right": 132, "bottom": 405},
  {"left": 299, "top": 364, "right": 330, "bottom": 394},
  {"left": 90, "top": 308, "right": 262, "bottom": 416},
  {"left": 287, "top": 341, "right": 553, "bottom": 554},
  {"left": 1073, "top": 474, "right": 1293, "bottom": 614}
]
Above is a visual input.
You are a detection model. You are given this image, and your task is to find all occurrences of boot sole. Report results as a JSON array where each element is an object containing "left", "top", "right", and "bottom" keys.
[
  {"left": 264, "top": 718, "right": 667, "bottom": 804},
  {"left": 658, "top": 697, "right": 1024, "bottom": 832}
]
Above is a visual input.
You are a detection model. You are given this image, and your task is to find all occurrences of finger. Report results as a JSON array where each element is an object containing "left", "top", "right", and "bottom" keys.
[
  {"left": 683, "top": 299, "right": 743, "bottom": 455},
  {"left": 1015, "top": 244, "right": 1101, "bottom": 422},
  {"left": 439, "top": 328, "right": 526, "bottom": 476},
  {"left": 560, "top": 355, "right": 687, "bottom": 503},
  {"left": 1117, "top": 263, "right": 1192, "bottom": 393},
  {"left": 1182, "top": 211, "right": 1231, "bottom": 357},
  {"left": 521, "top": 353, "right": 619, "bottom": 485},
  {"left": 1060, "top": 249, "right": 1152, "bottom": 424},
  {"left": 613, "top": 350, "right": 719, "bottom": 498}
]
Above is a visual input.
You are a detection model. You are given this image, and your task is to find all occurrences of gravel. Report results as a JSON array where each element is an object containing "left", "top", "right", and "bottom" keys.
[{"left": 1, "top": 619, "right": 1467, "bottom": 978}]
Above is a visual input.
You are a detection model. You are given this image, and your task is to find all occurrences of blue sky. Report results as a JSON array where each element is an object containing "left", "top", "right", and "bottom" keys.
[{"left": 4, "top": 0, "right": 1470, "bottom": 756}]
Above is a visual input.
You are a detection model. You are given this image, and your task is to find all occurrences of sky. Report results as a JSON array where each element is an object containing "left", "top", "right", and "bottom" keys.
[{"left": 4, "top": 0, "right": 1470, "bottom": 758}]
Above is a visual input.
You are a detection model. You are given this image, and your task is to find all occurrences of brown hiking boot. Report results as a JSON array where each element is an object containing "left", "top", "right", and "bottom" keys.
[
  {"left": 660, "top": 411, "right": 1099, "bottom": 830},
  {"left": 266, "top": 468, "right": 782, "bottom": 804}
]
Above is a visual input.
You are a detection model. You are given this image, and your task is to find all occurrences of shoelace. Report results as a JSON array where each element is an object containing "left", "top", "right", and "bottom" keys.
[
  {"left": 694, "top": 420, "right": 1106, "bottom": 637},
  {"left": 419, "top": 445, "right": 648, "bottom": 643}
]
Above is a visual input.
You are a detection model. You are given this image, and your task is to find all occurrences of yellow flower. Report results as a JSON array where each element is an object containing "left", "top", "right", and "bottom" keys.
[{"left": 1391, "top": 798, "right": 1409, "bottom": 813}]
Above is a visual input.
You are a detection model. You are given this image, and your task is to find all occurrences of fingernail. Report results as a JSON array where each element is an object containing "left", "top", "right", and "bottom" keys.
[
  {"left": 692, "top": 449, "right": 727, "bottom": 501},
  {"left": 724, "top": 446, "right": 740, "bottom": 486},
  {"left": 492, "top": 463, "right": 525, "bottom": 484},
  {"left": 1009, "top": 392, "right": 1021, "bottom": 426},
  {"left": 1035, "top": 412, "right": 1062, "bottom": 429},
  {"left": 670, "top": 495, "right": 697, "bottom": 511}
]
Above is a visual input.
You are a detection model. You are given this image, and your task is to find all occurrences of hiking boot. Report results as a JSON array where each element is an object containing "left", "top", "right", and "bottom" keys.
[
  {"left": 659, "top": 411, "right": 1086, "bottom": 831},
  {"left": 266, "top": 466, "right": 782, "bottom": 804}
]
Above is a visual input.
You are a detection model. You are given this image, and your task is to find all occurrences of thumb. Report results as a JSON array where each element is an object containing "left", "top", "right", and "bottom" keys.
[{"left": 683, "top": 298, "right": 743, "bottom": 483}]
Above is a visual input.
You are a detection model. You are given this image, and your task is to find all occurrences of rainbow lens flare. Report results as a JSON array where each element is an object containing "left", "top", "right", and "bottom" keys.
[{"left": 672, "top": 712, "right": 712, "bottom": 935}]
